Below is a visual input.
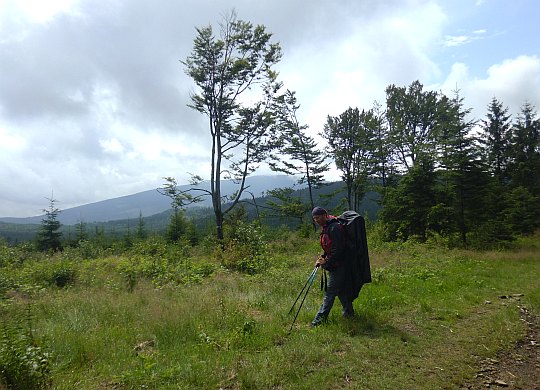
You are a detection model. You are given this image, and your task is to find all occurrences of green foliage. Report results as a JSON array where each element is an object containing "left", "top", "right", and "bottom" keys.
[
  {"left": 23, "top": 259, "right": 77, "bottom": 289},
  {"left": 379, "top": 157, "right": 437, "bottom": 241},
  {"left": 502, "top": 186, "right": 540, "bottom": 235},
  {"left": 270, "top": 90, "right": 329, "bottom": 209},
  {"left": 183, "top": 10, "right": 286, "bottom": 240},
  {"left": 297, "top": 221, "right": 316, "bottom": 238},
  {"left": 507, "top": 102, "right": 540, "bottom": 196},
  {"left": 385, "top": 80, "right": 443, "bottom": 170},
  {"left": 221, "top": 221, "right": 269, "bottom": 274},
  {"left": 479, "top": 97, "right": 512, "bottom": 183},
  {"left": 265, "top": 187, "right": 310, "bottom": 226},
  {"left": 322, "top": 106, "right": 380, "bottom": 210},
  {"left": 0, "top": 309, "right": 51, "bottom": 389},
  {"left": 117, "top": 237, "right": 215, "bottom": 289},
  {"left": 466, "top": 221, "right": 514, "bottom": 250},
  {"left": 71, "top": 239, "right": 105, "bottom": 260},
  {"left": 166, "top": 210, "right": 186, "bottom": 242},
  {"left": 0, "top": 229, "right": 538, "bottom": 389}
]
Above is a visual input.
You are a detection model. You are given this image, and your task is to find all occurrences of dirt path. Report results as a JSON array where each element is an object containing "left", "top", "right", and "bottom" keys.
[{"left": 462, "top": 305, "right": 540, "bottom": 389}]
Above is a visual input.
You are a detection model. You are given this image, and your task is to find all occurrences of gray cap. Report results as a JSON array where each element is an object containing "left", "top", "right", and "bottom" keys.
[{"left": 311, "top": 207, "right": 327, "bottom": 216}]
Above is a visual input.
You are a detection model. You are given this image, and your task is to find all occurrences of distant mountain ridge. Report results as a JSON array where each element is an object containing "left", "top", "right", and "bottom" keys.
[{"left": 0, "top": 175, "right": 303, "bottom": 225}]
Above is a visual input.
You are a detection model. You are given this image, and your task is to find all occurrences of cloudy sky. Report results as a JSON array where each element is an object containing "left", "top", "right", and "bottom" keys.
[{"left": 1, "top": 0, "right": 539, "bottom": 217}]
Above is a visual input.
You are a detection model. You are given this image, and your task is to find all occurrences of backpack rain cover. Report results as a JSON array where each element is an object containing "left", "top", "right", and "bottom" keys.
[{"left": 338, "top": 210, "right": 372, "bottom": 301}]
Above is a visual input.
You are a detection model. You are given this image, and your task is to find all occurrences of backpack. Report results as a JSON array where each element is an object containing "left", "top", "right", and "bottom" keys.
[{"left": 337, "top": 211, "right": 372, "bottom": 301}]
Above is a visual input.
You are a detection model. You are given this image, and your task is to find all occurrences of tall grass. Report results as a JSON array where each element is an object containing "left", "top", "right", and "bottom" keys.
[{"left": 1, "top": 232, "right": 539, "bottom": 389}]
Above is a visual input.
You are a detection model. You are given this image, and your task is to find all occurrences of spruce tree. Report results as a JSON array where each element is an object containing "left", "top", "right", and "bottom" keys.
[
  {"left": 508, "top": 102, "right": 540, "bottom": 196},
  {"left": 75, "top": 218, "right": 87, "bottom": 243},
  {"left": 136, "top": 211, "right": 147, "bottom": 240},
  {"left": 379, "top": 156, "right": 437, "bottom": 241},
  {"left": 437, "top": 91, "right": 489, "bottom": 247},
  {"left": 37, "top": 197, "right": 63, "bottom": 252},
  {"left": 479, "top": 97, "right": 512, "bottom": 184}
]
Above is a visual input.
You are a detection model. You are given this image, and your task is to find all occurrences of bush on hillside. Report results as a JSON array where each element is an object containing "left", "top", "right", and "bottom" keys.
[
  {"left": 0, "top": 310, "right": 51, "bottom": 389},
  {"left": 220, "top": 221, "right": 269, "bottom": 275}
]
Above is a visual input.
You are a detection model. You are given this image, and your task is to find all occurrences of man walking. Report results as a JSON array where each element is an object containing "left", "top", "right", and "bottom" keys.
[{"left": 311, "top": 207, "right": 355, "bottom": 327}]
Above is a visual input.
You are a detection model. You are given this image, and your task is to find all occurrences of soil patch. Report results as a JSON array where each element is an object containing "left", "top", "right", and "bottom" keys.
[{"left": 462, "top": 304, "right": 539, "bottom": 389}]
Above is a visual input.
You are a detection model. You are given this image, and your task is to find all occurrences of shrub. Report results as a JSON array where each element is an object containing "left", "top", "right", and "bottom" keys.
[
  {"left": 0, "top": 241, "right": 38, "bottom": 268},
  {"left": 221, "top": 221, "right": 269, "bottom": 274},
  {"left": 50, "top": 266, "right": 76, "bottom": 288},
  {"left": 117, "top": 238, "right": 216, "bottom": 289},
  {"left": 21, "top": 259, "right": 77, "bottom": 289},
  {"left": 74, "top": 240, "right": 105, "bottom": 260},
  {"left": 0, "top": 310, "right": 51, "bottom": 389}
]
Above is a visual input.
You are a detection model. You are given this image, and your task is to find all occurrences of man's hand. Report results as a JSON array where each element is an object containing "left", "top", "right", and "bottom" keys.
[{"left": 315, "top": 255, "right": 326, "bottom": 267}]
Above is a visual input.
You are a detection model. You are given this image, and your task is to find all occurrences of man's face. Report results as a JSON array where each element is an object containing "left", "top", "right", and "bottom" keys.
[{"left": 313, "top": 213, "right": 327, "bottom": 226}]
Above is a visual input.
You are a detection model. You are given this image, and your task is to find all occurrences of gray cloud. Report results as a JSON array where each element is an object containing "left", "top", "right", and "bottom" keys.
[{"left": 0, "top": 0, "right": 539, "bottom": 217}]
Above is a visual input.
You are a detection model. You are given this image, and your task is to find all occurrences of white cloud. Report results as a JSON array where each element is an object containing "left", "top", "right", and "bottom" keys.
[
  {"left": 99, "top": 138, "right": 124, "bottom": 154},
  {"left": 0, "top": 128, "right": 26, "bottom": 151},
  {"left": 4, "top": 0, "right": 79, "bottom": 23},
  {"left": 444, "top": 35, "right": 472, "bottom": 47},
  {"left": 439, "top": 55, "right": 540, "bottom": 117},
  {"left": 283, "top": 1, "right": 445, "bottom": 135},
  {"left": 444, "top": 29, "right": 486, "bottom": 47}
]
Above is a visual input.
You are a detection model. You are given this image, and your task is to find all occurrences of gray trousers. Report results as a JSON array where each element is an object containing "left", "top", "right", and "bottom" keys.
[{"left": 313, "top": 265, "right": 354, "bottom": 321}]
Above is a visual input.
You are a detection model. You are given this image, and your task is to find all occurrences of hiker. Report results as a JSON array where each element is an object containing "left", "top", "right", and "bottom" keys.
[{"left": 311, "top": 206, "right": 355, "bottom": 327}]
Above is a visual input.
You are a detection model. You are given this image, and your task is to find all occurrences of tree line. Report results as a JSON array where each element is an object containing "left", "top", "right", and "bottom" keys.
[
  {"left": 25, "top": 12, "right": 540, "bottom": 252},
  {"left": 324, "top": 84, "right": 539, "bottom": 247},
  {"left": 179, "top": 11, "right": 539, "bottom": 248}
]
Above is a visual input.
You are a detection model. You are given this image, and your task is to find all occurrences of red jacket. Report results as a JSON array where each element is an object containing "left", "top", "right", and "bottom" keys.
[{"left": 320, "top": 217, "right": 347, "bottom": 270}]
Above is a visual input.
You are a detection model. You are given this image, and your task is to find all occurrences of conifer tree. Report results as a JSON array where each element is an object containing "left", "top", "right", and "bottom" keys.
[
  {"left": 75, "top": 218, "right": 87, "bottom": 243},
  {"left": 136, "top": 211, "right": 147, "bottom": 240},
  {"left": 379, "top": 156, "right": 437, "bottom": 241},
  {"left": 508, "top": 102, "right": 540, "bottom": 196},
  {"left": 479, "top": 97, "right": 512, "bottom": 184},
  {"left": 437, "top": 91, "right": 488, "bottom": 247},
  {"left": 37, "top": 197, "right": 63, "bottom": 252}
]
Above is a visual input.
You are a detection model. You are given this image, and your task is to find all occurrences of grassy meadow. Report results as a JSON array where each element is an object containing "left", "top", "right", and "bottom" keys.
[{"left": 1, "top": 229, "right": 539, "bottom": 389}]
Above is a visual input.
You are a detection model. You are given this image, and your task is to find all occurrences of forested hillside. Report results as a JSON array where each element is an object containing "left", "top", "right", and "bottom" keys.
[{"left": 0, "top": 181, "right": 380, "bottom": 245}]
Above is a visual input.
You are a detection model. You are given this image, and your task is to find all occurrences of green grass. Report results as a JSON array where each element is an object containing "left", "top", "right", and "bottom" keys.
[{"left": 1, "top": 233, "right": 539, "bottom": 389}]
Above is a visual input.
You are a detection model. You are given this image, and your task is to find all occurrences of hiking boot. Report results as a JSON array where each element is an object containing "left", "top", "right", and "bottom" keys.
[
  {"left": 310, "top": 315, "right": 326, "bottom": 327},
  {"left": 342, "top": 311, "right": 355, "bottom": 319}
]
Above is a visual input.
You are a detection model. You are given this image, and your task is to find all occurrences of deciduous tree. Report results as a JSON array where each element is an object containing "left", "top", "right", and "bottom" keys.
[
  {"left": 270, "top": 90, "right": 329, "bottom": 211},
  {"left": 385, "top": 80, "right": 442, "bottom": 171},
  {"left": 322, "top": 107, "right": 377, "bottom": 211},
  {"left": 183, "top": 11, "right": 284, "bottom": 240}
]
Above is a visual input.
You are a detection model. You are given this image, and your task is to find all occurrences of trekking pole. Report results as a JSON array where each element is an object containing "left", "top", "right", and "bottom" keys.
[
  {"left": 288, "top": 266, "right": 318, "bottom": 315},
  {"left": 288, "top": 266, "right": 319, "bottom": 334}
]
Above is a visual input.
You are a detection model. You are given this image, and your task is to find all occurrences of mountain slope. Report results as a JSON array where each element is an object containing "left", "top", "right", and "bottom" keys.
[{"left": 0, "top": 175, "right": 303, "bottom": 225}]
